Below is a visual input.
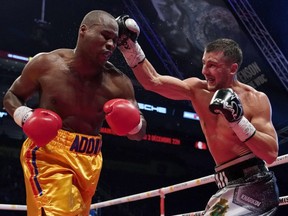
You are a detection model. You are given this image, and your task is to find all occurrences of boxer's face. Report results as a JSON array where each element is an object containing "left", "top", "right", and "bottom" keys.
[
  {"left": 202, "top": 51, "right": 234, "bottom": 91},
  {"left": 80, "top": 17, "right": 118, "bottom": 64}
]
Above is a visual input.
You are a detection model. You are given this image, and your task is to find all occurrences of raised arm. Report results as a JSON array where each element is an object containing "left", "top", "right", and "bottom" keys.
[{"left": 116, "top": 15, "right": 197, "bottom": 101}]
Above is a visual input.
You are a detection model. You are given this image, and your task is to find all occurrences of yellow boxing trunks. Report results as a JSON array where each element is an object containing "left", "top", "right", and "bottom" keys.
[{"left": 20, "top": 129, "right": 103, "bottom": 216}]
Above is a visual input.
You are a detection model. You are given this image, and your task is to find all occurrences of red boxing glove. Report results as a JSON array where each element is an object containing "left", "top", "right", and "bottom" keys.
[
  {"left": 104, "top": 99, "right": 142, "bottom": 136},
  {"left": 14, "top": 106, "right": 62, "bottom": 147}
]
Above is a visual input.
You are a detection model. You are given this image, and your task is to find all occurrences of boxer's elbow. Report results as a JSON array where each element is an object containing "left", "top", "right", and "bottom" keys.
[
  {"left": 141, "top": 76, "right": 164, "bottom": 93},
  {"left": 265, "top": 149, "right": 278, "bottom": 164}
]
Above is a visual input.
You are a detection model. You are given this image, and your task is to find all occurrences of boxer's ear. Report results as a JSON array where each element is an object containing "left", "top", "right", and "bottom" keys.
[{"left": 79, "top": 24, "right": 88, "bottom": 36}]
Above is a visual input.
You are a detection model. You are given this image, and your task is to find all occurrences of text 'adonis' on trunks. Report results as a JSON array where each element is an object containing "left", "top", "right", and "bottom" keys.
[{"left": 69, "top": 135, "right": 102, "bottom": 155}]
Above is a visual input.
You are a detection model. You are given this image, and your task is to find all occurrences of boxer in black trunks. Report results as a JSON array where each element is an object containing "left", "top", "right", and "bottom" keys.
[{"left": 115, "top": 15, "right": 279, "bottom": 215}]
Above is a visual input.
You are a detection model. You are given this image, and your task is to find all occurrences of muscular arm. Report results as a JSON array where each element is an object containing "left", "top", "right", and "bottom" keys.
[
  {"left": 126, "top": 112, "right": 147, "bottom": 141},
  {"left": 3, "top": 54, "right": 42, "bottom": 116},
  {"left": 113, "top": 71, "right": 147, "bottom": 141},
  {"left": 125, "top": 95, "right": 147, "bottom": 141},
  {"left": 245, "top": 93, "right": 278, "bottom": 164},
  {"left": 116, "top": 15, "right": 202, "bottom": 101},
  {"left": 132, "top": 59, "right": 198, "bottom": 100}
]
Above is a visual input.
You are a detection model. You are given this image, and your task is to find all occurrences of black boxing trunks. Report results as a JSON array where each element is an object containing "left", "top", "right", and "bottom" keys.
[{"left": 203, "top": 153, "right": 279, "bottom": 216}]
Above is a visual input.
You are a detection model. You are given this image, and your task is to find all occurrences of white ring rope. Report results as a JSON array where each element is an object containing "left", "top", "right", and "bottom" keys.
[
  {"left": 1, "top": 154, "right": 287, "bottom": 213},
  {"left": 94, "top": 154, "right": 288, "bottom": 209},
  {"left": 0, "top": 204, "right": 27, "bottom": 211}
]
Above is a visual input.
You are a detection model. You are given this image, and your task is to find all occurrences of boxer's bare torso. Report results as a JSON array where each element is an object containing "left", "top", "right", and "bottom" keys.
[{"left": 5, "top": 49, "right": 136, "bottom": 135}]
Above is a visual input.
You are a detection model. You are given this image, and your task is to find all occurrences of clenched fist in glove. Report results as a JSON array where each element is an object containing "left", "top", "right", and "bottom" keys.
[
  {"left": 209, "top": 88, "right": 256, "bottom": 142},
  {"left": 116, "top": 15, "right": 145, "bottom": 68},
  {"left": 14, "top": 106, "right": 62, "bottom": 147},
  {"left": 104, "top": 99, "right": 142, "bottom": 136}
]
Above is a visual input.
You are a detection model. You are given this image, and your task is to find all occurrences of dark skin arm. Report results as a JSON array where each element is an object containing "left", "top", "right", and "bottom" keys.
[
  {"left": 3, "top": 53, "right": 42, "bottom": 117},
  {"left": 3, "top": 52, "right": 147, "bottom": 141},
  {"left": 127, "top": 112, "right": 147, "bottom": 141},
  {"left": 110, "top": 67, "right": 147, "bottom": 141}
]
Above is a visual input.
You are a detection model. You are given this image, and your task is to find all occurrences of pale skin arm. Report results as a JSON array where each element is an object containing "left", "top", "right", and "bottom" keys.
[
  {"left": 132, "top": 59, "right": 278, "bottom": 164},
  {"left": 132, "top": 59, "right": 198, "bottom": 100},
  {"left": 244, "top": 93, "right": 278, "bottom": 164},
  {"left": 128, "top": 59, "right": 200, "bottom": 141}
]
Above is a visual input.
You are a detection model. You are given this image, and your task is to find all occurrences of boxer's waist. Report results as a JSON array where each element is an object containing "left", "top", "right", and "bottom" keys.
[
  {"left": 214, "top": 153, "right": 268, "bottom": 188},
  {"left": 50, "top": 129, "right": 102, "bottom": 155}
]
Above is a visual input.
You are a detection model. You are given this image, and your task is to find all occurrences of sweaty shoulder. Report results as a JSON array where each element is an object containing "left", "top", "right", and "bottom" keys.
[
  {"left": 33, "top": 49, "right": 73, "bottom": 62},
  {"left": 184, "top": 77, "right": 209, "bottom": 97},
  {"left": 29, "top": 49, "right": 73, "bottom": 70},
  {"left": 185, "top": 77, "right": 207, "bottom": 88},
  {"left": 104, "top": 61, "right": 122, "bottom": 73},
  {"left": 103, "top": 61, "right": 129, "bottom": 79},
  {"left": 239, "top": 83, "right": 266, "bottom": 99},
  {"left": 237, "top": 83, "right": 270, "bottom": 111},
  {"left": 21, "top": 49, "right": 74, "bottom": 82},
  {"left": 103, "top": 61, "right": 135, "bottom": 97}
]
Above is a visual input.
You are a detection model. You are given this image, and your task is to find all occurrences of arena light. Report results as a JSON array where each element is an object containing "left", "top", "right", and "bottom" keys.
[
  {"left": 0, "top": 50, "right": 31, "bottom": 62},
  {"left": 194, "top": 141, "right": 208, "bottom": 150},
  {"left": 0, "top": 111, "right": 8, "bottom": 118},
  {"left": 138, "top": 102, "right": 167, "bottom": 114},
  {"left": 7, "top": 53, "right": 30, "bottom": 62},
  {"left": 183, "top": 111, "right": 200, "bottom": 121}
]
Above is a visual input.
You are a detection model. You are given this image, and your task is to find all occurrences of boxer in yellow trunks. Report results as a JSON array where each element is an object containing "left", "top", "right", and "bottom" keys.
[
  {"left": 3, "top": 10, "right": 147, "bottom": 216},
  {"left": 21, "top": 130, "right": 103, "bottom": 215}
]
